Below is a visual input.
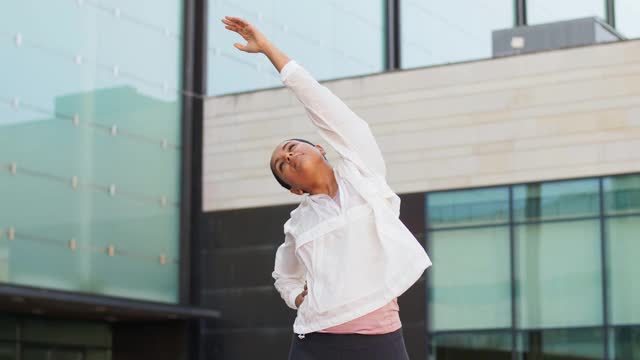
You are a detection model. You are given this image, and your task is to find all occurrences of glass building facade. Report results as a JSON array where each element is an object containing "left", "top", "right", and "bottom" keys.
[
  {"left": 207, "top": 0, "right": 386, "bottom": 95},
  {"left": 1, "top": 1, "right": 639, "bottom": 359},
  {"left": 0, "top": 0, "right": 183, "bottom": 303},
  {"left": 0, "top": 316, "right": 112, "bottom": 360},
  {"left": 426, "top": 173, "right": 640, "bottom": 359},
  {"left": 208, "top": 0, "right": 640, "bottom": 94}
]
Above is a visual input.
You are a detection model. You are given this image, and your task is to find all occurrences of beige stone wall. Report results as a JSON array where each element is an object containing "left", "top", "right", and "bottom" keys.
[{"left": 203, "top": 40, "right": 640, "bottom": 211}]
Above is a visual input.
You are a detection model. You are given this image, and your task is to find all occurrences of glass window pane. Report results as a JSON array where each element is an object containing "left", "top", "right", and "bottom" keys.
[
  {"left": 611, "top": 326, "right": 640, "bottom": 360},
  {"left": 208, "top": 0, "right": 385, "bottom": 95},
  {"left": 431, "top": 331, "right": 512, "bottom": 360},
  {"left": 22, "top": 319, "right": 111, "bottom": 348},
  {"left": 86, "top": 350, "right": 111, "bottom": 360},
  {"left": 516, "top": 328, "right": 604, "bottom": 360},
  {"left": 512, "top": 179, "right": 599, "bottom": 222},
  {"left": 401, "top": 0, "right": 514, "bottom": 69},
  {"left": 22, "top": 348, "right": 48, "bottom": 360},
  {"left": 49, "top": 350, "right": 83, "bottom": 360},
  {"left": 603, "top": 174, "right": 640, "bottom": 215},
  {"left": 527, "top": 0, "right": 606, "bottom": 25},
  {"left": 0, "top": 0, "right": 182, "bottom": 303},
  {"left": 429, "top": 227, "right": 511, "bottom": 331},
  {"left": 515, "top": 220, "right": 603, "bottom": 329},
  {"left": 615, "top": 0, "right": 640, "bottom": 39},
  {"left": 0, "top": 317, "right": 16, "bottom": 341},
  {"left": 606, "top": 216, "right": 640, "bottom": 325},
  {"left": 0, "top": 342, "right": 16, "bottom": 360},
  {"left": 427, "top": 187, "right": 509, "bottom": 228}
]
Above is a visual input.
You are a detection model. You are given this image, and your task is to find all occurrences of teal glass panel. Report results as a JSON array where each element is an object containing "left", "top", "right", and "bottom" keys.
[
  {"left": 429, "top": 227, "right": 511, "bottom": 331},
  {"left": 606, "top": 216, "right": 640, "bottom": 325},
  {"left": 603, "top": 174, "right": 640, "bottom": 215},
  {"left": 516, "top": 328, "right": 604, "bottom": 360},
  {"left": 427, "top": 187, "right": 509, "bottom": 228},
  {"left": 615, "top": 0, "right": 640, "bottom": 39},
  {"left": 512, "top": 179, "right": 599, "bottom": 222},
  {"left": 515, "top": 220, "right": 603, "bottom": 329},
  {"left": 611, "top": 326, "right": 640, "bottom": 360},
  {"left": 401, "top": 0, "right": 514, "bottom": 69},
  {"left": 527, "top": 0, "right": 606, "bottom": 25},
  {"left": 431, "top": 331, "right": 512, "bottom": 359},
  {"left": 208, "top": 0, "right": 385, "bottom": 95},
  {"left": 0, "top": 0, "right": 182, "bottom": 302}
]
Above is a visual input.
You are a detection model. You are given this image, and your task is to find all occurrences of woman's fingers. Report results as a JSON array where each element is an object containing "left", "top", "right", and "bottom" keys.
[
  {"left": 225, "top": 25, "right": 241, "bottom": 34},
  {"left": 226, "top": 16, "right": 249, "bottom": 26},
  {"left": 223, "top": 16, "right": 248, "bottom": 30},
  {"left": 233, "top": 43, "right": 247, "bottom": 51}
]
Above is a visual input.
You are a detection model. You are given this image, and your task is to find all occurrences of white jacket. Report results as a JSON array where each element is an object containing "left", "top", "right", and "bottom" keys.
[{"left": 272, "top": 60, "right": 432, "bottom": 336}]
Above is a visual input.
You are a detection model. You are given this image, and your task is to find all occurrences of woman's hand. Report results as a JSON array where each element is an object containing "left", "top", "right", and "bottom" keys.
[
  {"left": 221, "top": 16, "right": 269, "bottom": 53},
  {"left": 295, "top": 283, "right": 308, "bottom": 308}
]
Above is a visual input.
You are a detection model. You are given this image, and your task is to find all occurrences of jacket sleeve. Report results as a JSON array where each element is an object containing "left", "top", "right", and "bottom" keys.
[
  {"left": 280, "top": 60, "right": 387, "bottom": 178},
  {"left": 272, "top": 232, "right": 306, "bottom": 310}
]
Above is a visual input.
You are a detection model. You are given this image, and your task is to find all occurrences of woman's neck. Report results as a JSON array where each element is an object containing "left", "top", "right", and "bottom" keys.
[{"left": 308, "top": 166, "right": 338, "bottom": 198}]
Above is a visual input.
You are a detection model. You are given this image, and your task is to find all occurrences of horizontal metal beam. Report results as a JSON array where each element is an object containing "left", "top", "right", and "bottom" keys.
[{"left": 0, "top": 284, "right": 220, "bottom": 321}]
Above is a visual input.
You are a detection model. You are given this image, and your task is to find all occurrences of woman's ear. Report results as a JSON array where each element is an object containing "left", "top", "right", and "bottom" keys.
[
  {"left": 290, "top": 187, "right": 304, "bottom": 196},
  {"left": 315, "top": 144, "right": 326, "bottom": 157}
]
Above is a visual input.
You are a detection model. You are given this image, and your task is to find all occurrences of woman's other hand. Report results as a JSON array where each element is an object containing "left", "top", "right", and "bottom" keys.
[
  {"left": 221, "top": 16, "right": 268, "bottom": 53},
  {"left": 295, "top": 283, "right": 308, "bottom": 308}
]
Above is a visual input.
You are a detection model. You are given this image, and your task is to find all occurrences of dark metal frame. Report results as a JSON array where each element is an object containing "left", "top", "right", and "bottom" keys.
[
  {"left": 423, "top": 202, "right": 431, "bottom": 359},
  {"left": 598, "top": 178, "right": 611, "bottom": 360},
  {"left": 385, "top": 0, "right": 401, "bottom": 71},
  {"left": 180, "top": 0, "right": 208, "bottom": 308},
  {"left": 180, "top": 1, "right": 208, "bottom": 360},
  {"left": 424, "top": 173, "right": 639, "bottom": 360},
  {"left": 606, "top": 0, "right": 616, "bottom": 27},
  {"left": 516, "top": 0, "right": 527, "bottom": 26},
  {"left": 508, "top": 187, "right": 518, "bottom": 360}
]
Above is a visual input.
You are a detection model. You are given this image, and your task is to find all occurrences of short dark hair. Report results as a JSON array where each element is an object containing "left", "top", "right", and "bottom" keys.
[{"left": 270, "top": 138, "right": 316, "bottom": 190}]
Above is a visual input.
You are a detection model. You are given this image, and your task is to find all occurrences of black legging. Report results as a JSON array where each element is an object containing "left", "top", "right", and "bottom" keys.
[{"left": 288, "top": 328, "right": 410, "bottom": 360}]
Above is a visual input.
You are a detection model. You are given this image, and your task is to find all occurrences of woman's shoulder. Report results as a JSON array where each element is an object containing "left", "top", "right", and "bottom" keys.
[{"left": 283, "top": 197, "right": 317, "bottom": 236}]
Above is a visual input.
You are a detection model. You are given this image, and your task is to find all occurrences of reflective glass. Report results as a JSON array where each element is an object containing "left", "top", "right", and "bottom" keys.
[
  {"left": 0, "top": 342, "right": 15, "bottom": 360},
  {"left": 0, "top": 0, "right": 182, "bottom": 302},
  {"left": 515, "top": 220, "right": 603, "bottom": 329},
  {"left": 527, "top": 0, "right": 606, "bottom": 25},
  {"left": 606, "top": 216, "right": 640, "bottom": 325},
  {"left": 611, "top": 326, "right": 640, "bottom": 360},
  {"left": 427, "top": 187, "right": 509, "bottom": 228},
  {"left": 86, "top": 351, "right": 111, "bottom": 360},
  {"left": 22, "top": 319, "right": 111, "bottom": 347},
  {"left": 615, "top": 0, "right": 640, "bottom": 39},
  {"left": 429, "top": 227, "right": 511, "bottom": 331},
  {"left": 603, "top": 174, "right": 640, "bottom": 215},
  {"left": 512, "top": 179, "right": 599, "bottom": 222},
  {"left": 401, "top": 0, "right": 514, "bottom": 69},
  {"left": 208, "top": 0, "right": 385, "bottom": 95},
  {"left": 430, "top": 331, "right": 512, "bottom": 360},
  {"left": 0, "top": 317, "right": 16, "bottom": 341},
  {"left": 516, "top": 328, "right": 604, "bottom": 359}
]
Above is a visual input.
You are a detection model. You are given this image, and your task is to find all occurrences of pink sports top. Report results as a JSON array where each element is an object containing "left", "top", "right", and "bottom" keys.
[{"left": 318, "top": 298, "right": 401, "bottom": 335}]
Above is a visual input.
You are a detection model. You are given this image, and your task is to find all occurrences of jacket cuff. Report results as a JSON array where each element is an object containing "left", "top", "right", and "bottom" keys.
[{"left": 280, "top": 60, "right": 298, "bottom": 83}]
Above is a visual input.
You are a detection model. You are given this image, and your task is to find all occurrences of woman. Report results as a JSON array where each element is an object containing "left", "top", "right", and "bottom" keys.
[{"left": 222, "top": 16, "right": 431, "bottom": 360}]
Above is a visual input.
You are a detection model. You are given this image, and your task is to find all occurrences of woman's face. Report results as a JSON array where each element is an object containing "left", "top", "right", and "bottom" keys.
[{"left": 270, "top": 140, "right": 327, "bottom": 194}]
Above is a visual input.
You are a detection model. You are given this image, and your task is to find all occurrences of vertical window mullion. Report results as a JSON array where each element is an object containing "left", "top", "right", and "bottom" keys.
[{"left": 599, "top": 178, "right": 611, "bottom": 360}]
